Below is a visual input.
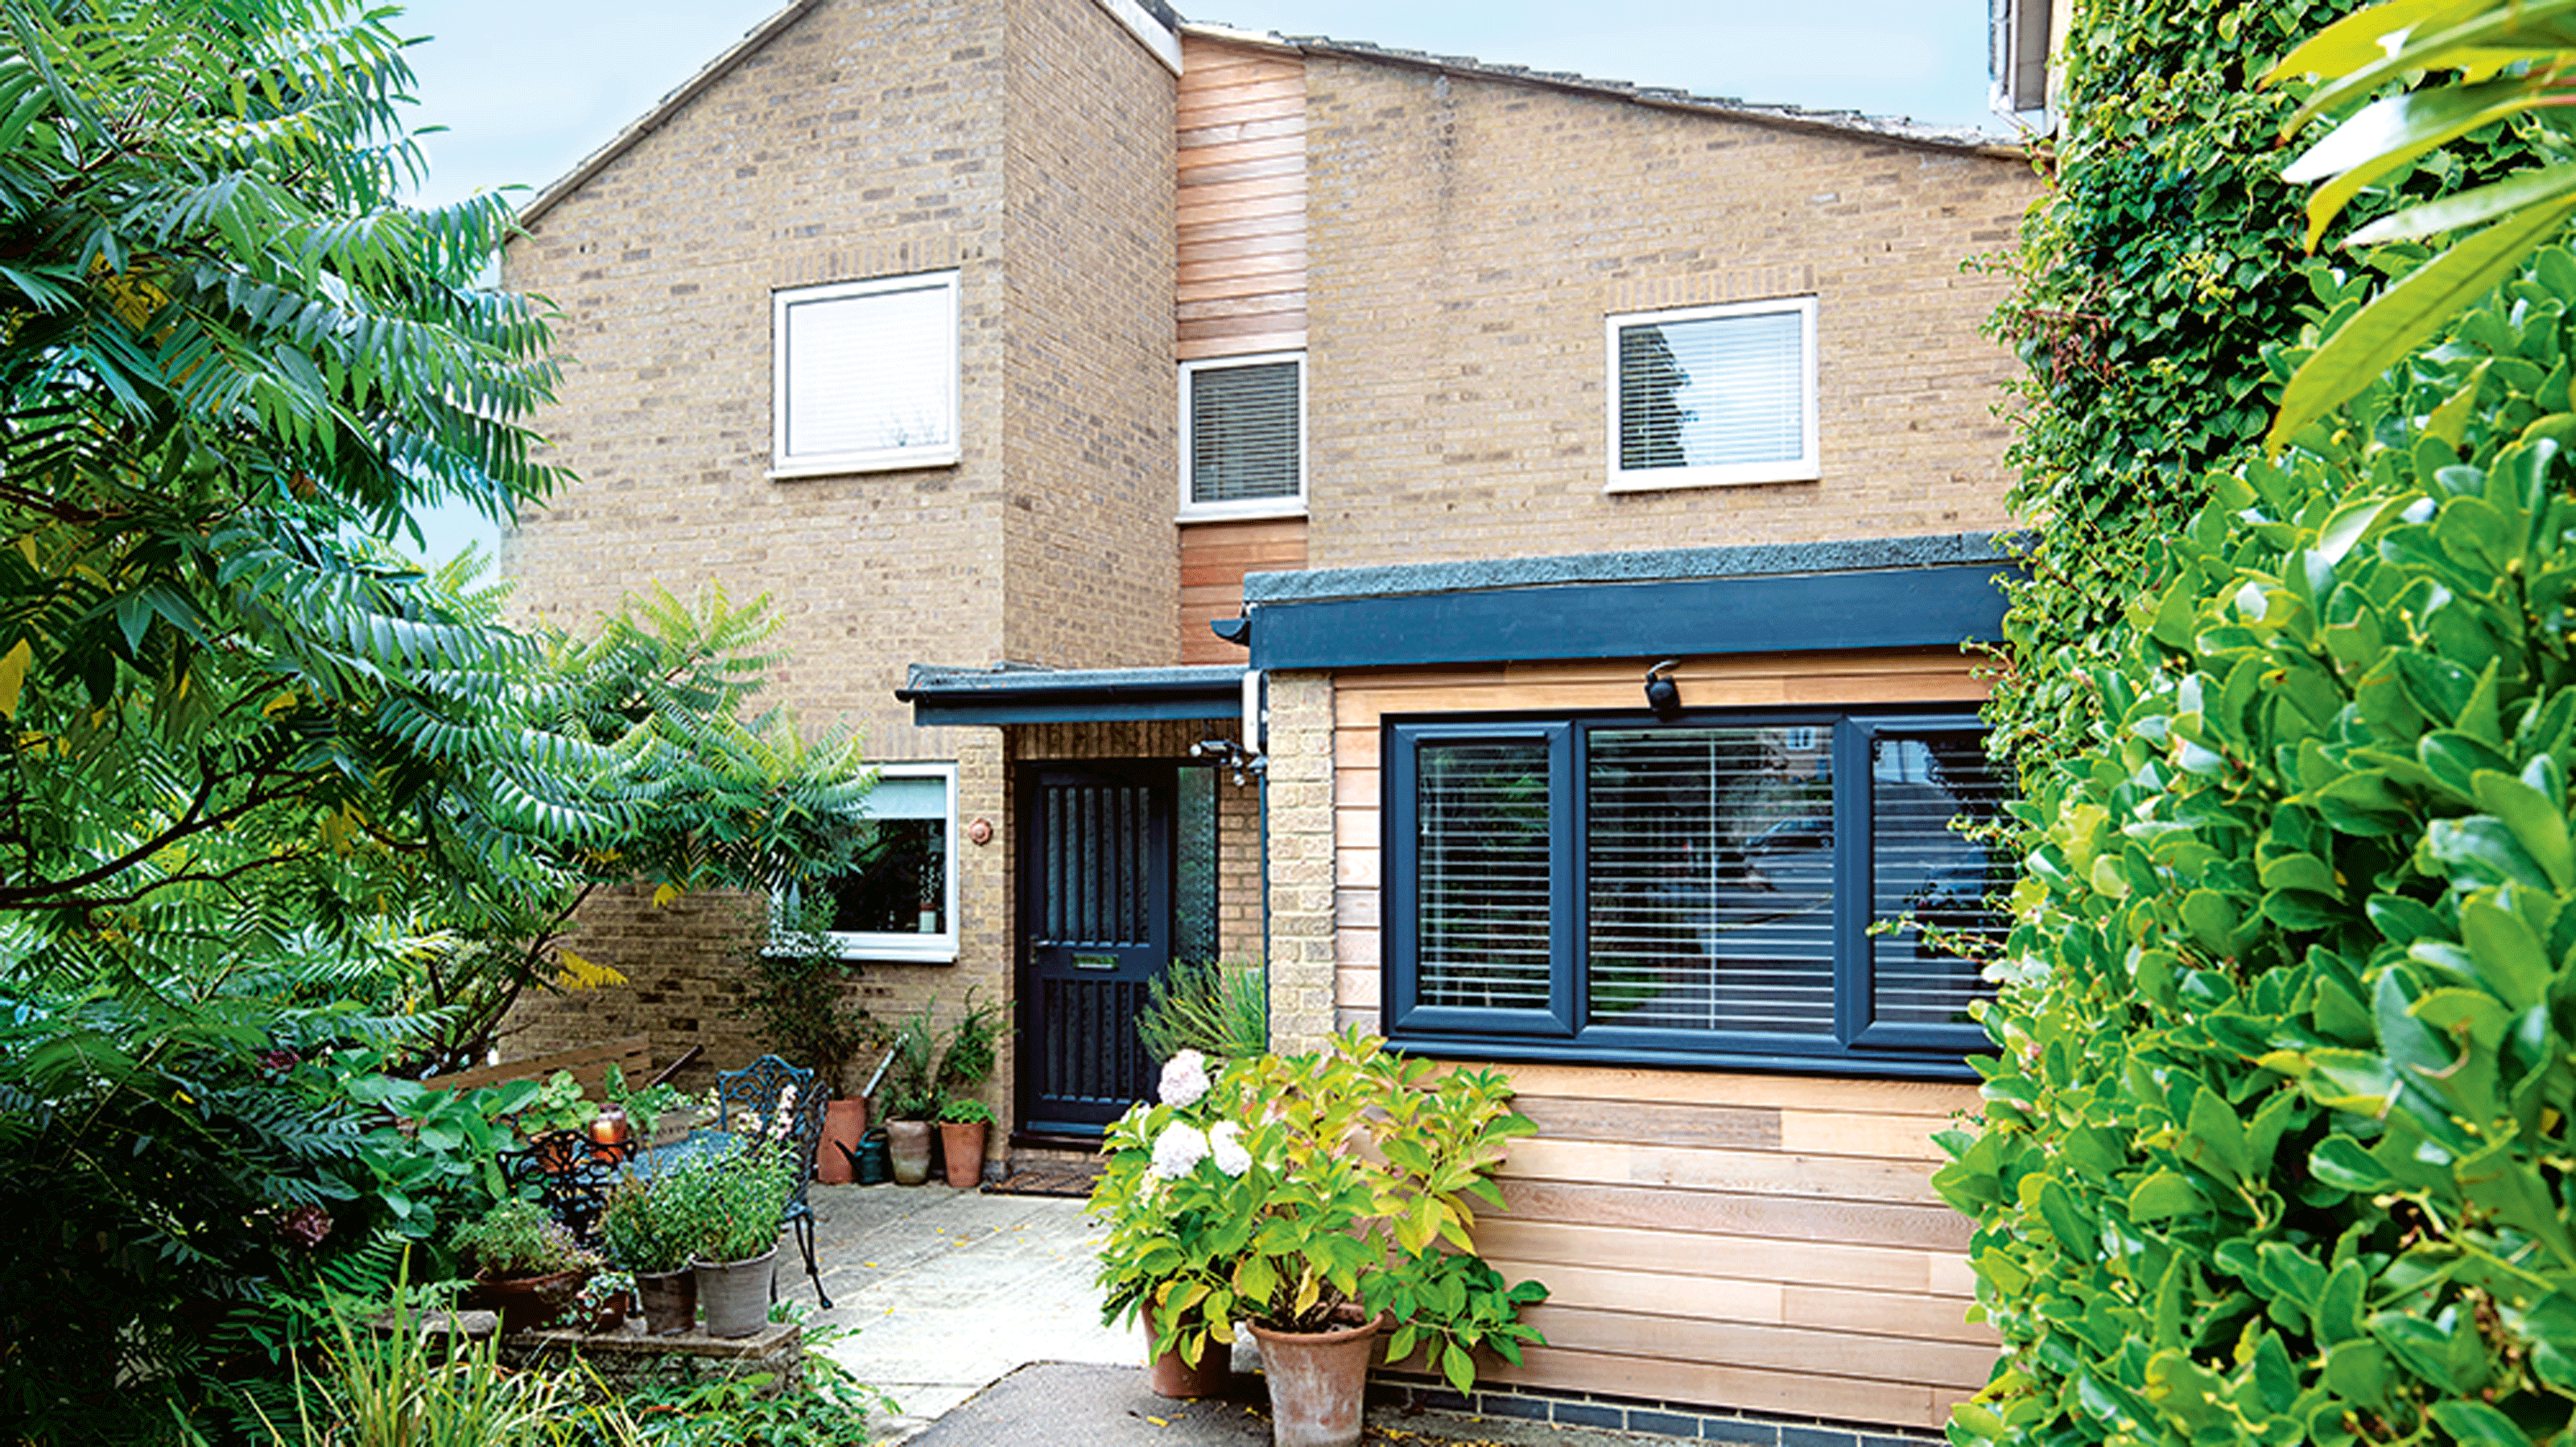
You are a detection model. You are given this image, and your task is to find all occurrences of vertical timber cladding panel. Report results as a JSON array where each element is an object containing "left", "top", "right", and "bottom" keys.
[
  {"left": 1177, "top": 34, "right": 1308, "bottom": 361},
  {"left": 1331, "top": 652, "right": 1995, "bottom": 1429},
  {"left": 1180, "top": 517, "right": 1307, "bottom": 663}
]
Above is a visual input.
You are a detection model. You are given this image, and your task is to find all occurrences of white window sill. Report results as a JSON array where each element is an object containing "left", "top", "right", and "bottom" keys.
[
  {"left": 826, "top": 934, "right": 959, "bottom": 965},
  {"left": 1177, "top": 498, "right": 1308, "bottom": 524},
  {"left": 769, "top": 447, "right": 960, "bottom": 480},
  {"left": 1605, "top": 460, "right": 1822, "bottom": 493}
]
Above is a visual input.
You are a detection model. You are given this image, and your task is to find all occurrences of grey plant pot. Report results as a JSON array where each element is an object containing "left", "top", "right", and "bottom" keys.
[{"left": 691, "top": 1246, "right": 778, "bottom": 1338}]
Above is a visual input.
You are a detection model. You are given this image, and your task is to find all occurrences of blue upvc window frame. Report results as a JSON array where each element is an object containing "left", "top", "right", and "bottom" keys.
[{"left": 1382, "top": 707, "right": 1995, "bottom": 1080}]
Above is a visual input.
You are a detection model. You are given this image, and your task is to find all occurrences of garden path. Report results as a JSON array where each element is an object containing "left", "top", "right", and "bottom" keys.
[{"left": 801, "top": 1181, "right": 1136, "bottom": 1440}]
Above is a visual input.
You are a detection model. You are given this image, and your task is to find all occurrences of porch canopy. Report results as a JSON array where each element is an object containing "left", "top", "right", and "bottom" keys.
[
  {"left": 895, "top": 662, "right": 1246, "bottom": 726},
  {"left": 1220, "top": 532, "right": 2017, "bottom": 670}
]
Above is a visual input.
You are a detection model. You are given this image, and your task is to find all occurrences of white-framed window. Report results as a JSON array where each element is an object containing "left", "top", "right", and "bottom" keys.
[
  {"left": 770, "top": 271, "right": 960, "bottom": 478},
  {"left": 1604, "top": 295, "right": 1818, "bottom": 492},
  {"left": 1179, "top": 352, "right": 1304, "bottom": 520},
  {"left": 806, "top": 762, "right": 959, "bottom": 963}
]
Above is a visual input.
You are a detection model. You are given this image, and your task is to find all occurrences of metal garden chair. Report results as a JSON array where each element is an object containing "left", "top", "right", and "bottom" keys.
[{"left": 713, "top": 1053, "right": 831, "bottom": 1308}]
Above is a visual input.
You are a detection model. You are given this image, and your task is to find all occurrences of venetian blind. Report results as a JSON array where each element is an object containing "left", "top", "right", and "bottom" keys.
[
  {"left": 1586, "top": 728, "right": 1837, "bottom": 1034},
  {"left": 1868, "top": 732, "right": 2008, "bottom": 1026},
  {"left": 779, "top": 278, "right": 956, "bottom": 462},
  {"left": 1189, "top": 360, "right": 1301, "bottom": 504},
  {"left": 1617, "top": 307, "right": 1805, "bottom": 472},
  {"left": 1414, "top": 739, "right": 1553, "bottom": 1012}
]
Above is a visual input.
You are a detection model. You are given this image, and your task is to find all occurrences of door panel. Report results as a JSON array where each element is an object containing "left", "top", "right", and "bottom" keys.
[{"left": 1021, "top": 765, "right": 1171, "bottom": 1136}]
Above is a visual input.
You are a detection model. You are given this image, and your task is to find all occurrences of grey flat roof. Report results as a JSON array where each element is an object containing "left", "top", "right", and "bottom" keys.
[
  {"left": 897, "top": 663, "right": 1245, "bottom": 726},
  {"left": 1241, "top": 532, "right": 2017, "bottom": 606}
]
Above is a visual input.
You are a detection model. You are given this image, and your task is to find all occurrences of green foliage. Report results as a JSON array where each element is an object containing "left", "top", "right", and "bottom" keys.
[
  {"left": 266, "top": 1288, "right": 573, "bottom": 1447},
  {"left": 1981, "top": 0, "right": 2537, "bottom": 778},
  {"left": 1136, "top": 957, "right": 1269, "bottom": 1064},
  {"left": 658, "top": 1140, "right": 796, "bottom": 1266},
  {"left": 1939, "top": 249, "right": 2576, "bottom": 1447},
  {"left": 568, "top": 1337, "right": 895, "bottom": 1447},
  {"left": 1090, "top": 1033, "right": 1545, "bottom": 1394},
  {"left": 452, "top": 1198, "right": 596, "bottom": 1280},
  {"left": 2266, "top": 2, "right": 2576, "bottom": 447},
  {"left": 877, "top": 990, "right": 1002, "bottom": 1120},
  {"left": 936, "top": 1097, "right": 995, "bottom": 1125},
  {"left": 597, "top": 1174, "right": 700, "bottom": 1277},
  {"left": 734, "top": 894, "right": 876, "bottom": 1098}
]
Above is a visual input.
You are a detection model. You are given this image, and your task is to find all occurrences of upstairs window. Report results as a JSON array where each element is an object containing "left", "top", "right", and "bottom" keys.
[
  {"left": 1179, "top": 353, "right": 1304, "bottom": 519},
  {"left": 1386, "top": 711, "right": 2006, "bottom": 1074},
  {"left": 1606, "top": 296, "right": 1818, "bottom": 491},
  {"left": 771, "top": 271, "right": 959, "bottom": 477}
]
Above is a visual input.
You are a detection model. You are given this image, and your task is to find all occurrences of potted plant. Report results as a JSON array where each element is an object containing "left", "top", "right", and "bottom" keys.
[
  {"left": 737, "top": 894, "right": 878, "bottom": 1182},
  {"left": 599, "top": 1171, "right": 700, "bottom": 1334},
  {"left": 881, "top": 991, "right": 1002, "bottom": 1186},
  {"left": 1091, "top": 1032, "right": 1548, "bottom": 1441},
  {"left": 936, "top": 1098, "right": 996, "bottom": 1189},
  {"left": 669, "top": 1138, "right": 796, "bottom": 1338},
  {"left": 452, "top": 1197, "right": 599, "bottom": 1335}
]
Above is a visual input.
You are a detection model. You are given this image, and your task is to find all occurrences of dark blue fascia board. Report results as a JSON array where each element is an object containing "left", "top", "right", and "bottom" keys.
[
  {"left": 909, "top": 692, "right": 1240, "bottom": 727},
  {"left": 1243, "top": 564, "right": 2011, "bottom": 672}
]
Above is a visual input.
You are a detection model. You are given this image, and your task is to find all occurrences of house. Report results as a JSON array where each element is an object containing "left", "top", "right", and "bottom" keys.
[{"left": 497, "top": 0, "right": 2040, "bottom": 1437}]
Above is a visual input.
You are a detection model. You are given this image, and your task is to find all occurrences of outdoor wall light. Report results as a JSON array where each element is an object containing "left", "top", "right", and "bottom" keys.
[{"left": 1644, "top": 660, "right": 1684, "bottom": 720}]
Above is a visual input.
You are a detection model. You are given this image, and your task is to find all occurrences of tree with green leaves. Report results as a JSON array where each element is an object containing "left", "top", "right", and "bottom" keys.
[{"left": 0, "top": 2, "right": 876, "bottom": 1437}]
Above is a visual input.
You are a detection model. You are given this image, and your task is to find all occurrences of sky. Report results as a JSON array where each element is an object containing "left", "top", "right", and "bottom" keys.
[{"left": 391, "top": 0, "right": 2005, "bottom": 563}]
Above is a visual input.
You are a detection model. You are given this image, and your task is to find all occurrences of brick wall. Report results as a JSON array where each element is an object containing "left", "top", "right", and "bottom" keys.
[
  {"left": 1260, "top": 670, "right": 1336, "bottom": 1049},
  {"left": 1298, "top": 57, "right": 2036, "bottom": 566},
  {"left": 998, "top": 0, "right": 1178, "bottom": 667},
  {"left": 495, "top": 0, "right": 1181, "bottom": 1144}
]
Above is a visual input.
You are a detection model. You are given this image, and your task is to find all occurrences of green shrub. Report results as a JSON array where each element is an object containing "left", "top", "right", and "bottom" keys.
[
  {"left": 1938, "top": 251, "right": 2576, "bottom": 1447},
  {"left": 1136, "top": 958, "right": 1269, "bottom": 1063}
]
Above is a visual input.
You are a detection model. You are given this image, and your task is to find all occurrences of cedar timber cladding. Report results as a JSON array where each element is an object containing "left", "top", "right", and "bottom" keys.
[
  {"left": 1329, "top": 653, "right": 2000, "bottom": 1428},
  {"left": 1175, "top": 31, "right": 1309, "bottom": 663},
  {"left": 1176, "top": 32, "right": 1307, "bottom": 361}
]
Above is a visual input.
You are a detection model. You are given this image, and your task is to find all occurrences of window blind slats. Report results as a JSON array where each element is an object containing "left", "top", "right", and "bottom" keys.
[
  {"left": 1586, "top": 728, "right": 1836, "bottom": 1035},
  {"left": 1868, "top": 733, "right": 2008, "bottom": 1027},
  {"left": 1416, "top": 740, "right": 1553, "bottom": 1011},
  {"left": 780, "top": 278, "right": 956, "bottom": 462},
  {"left": 1617, "top": 307, "right": 1805, "bottom": 472},
  {"left": 1189, "top": 360, "right": 1301, "bottom": 504}
]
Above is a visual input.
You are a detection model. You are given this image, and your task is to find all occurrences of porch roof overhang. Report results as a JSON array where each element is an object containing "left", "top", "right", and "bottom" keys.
[
  {"left": 1229, "top": 532, "right": 2018, "bottom": 673},
  {"left": 896, "top": 662, "right": 1246, "bottom": 726}
]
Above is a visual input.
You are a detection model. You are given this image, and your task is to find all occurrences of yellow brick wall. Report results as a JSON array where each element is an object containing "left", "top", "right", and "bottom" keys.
[
  {"left": 495, "top": 0, "right": 1180, "bottom": 1144},
  {"left": 1297, "top": 58, "right": 2037, "bottom": 565}
]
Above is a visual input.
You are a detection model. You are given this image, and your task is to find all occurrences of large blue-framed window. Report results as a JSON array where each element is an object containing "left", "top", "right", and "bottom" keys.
[{"left": 1385, "top": 710, "right": 2005, "bottom": 1076}]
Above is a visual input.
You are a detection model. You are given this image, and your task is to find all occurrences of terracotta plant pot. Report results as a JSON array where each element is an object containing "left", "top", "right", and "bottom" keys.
[
  {"left": 885, "top": 1119, "right": 933, "bottom": 1185},
  {"left": 692, "top": 1246, "right": 778, "bottom": 1339},
  {"left": 571, "top": 1288, "right": 632, "bottom": 1334},
  {"left": 938, "top": 1119, "right": 987, "bottom": 1188},
  {"left": 1248, "top": 1316, "right": 1381, "bottom": 1447},
  {"left": 1148, "top": 1335, "right": 1233, "bottom": 1399},
  {"left": 460, "top": 1268, "right": 588, "bottom": 1337},
  {"left": 819, "top": 1098, "right": 869, "bottom": 1185},
  {"left": 635, "top": 1268, "right": 696, "bottom": 1336}
]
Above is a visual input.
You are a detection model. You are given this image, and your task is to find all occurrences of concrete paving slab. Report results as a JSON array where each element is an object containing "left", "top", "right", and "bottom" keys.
[{"left": 906, "top": 1362, "right": 1693, "bottom": 1447}]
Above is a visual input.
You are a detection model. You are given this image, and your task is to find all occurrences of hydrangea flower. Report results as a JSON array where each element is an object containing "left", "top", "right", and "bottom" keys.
[
  {"left": 1157, "top": 1049, "right": 1210, "bottom": 1109},
  {"left": 1208, "top": 1120, "right": 1251, "bottom": 1177},
  {"left": 1150, "top": 1123, "right": 1212, "bottom": 1179}
]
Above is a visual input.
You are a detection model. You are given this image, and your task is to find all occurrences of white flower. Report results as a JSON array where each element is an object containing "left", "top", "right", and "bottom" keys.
[
  {"left": 1208, "top": 1121, "right": 1250, "bottom": 1178},
  {"left": 1150, "top": 1123, "right": 1211, "bottom": 1180},
  {"left": 1158, "top": 1050, "right": 1210, "bottom": 1109}
]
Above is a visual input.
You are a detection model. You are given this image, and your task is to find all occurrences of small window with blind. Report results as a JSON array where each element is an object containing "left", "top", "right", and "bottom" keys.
[
  {"left": 1605, "top": 296, "right": 1818, "bottom": 492},
  {"left": 1179, "top": 353, "right": 1304, "bottom": 519},
  {"left": 1385, "top": 711, "right": 2004, "bottom": 1074},
  {"left": 780, "top": 762, "right": 959, "bottom": 963},
  {"left": 770, "top": 272, "right": 959, "bottom": 478}
]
